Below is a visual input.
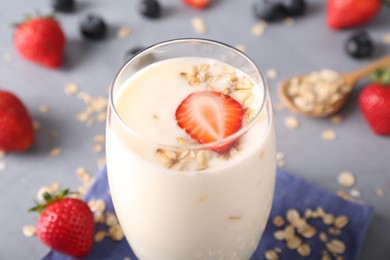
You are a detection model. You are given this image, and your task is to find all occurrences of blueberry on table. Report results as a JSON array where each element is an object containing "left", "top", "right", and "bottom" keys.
[
  {"left": 253, "top": 0, "right": 286, "bottom": 22},
  {"left": 124, "top": 46, "right": 145, "bottom": 61},
  {"left": 52, "top": 0, "right": 75, "bottom": 13},
  {"left": 80, "top": 14, "right": 107, "bottom": 40},
  {"left": 139, "top": 0, "right": 161, "bottom": 19},
  {"left": 345, "top": 30, "right": 374, "bottom": 59},
  {"left": 281, "top": 0, "right": 306, "bottom": 17}
]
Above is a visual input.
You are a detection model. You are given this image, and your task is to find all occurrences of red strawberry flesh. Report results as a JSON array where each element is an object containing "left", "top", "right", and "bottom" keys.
[
  {"left": 37, "top": 198, "right": 94, "bottom": 257},
  {"left": 0, "top": 90, "right": 34, "bottom": 151},
  {"left": 358, "top": 83, "right": 390, "bottom": 135},
  {"left": 14, "top": 17, "right": 65, "bottom": 68},
  {"left": 175, "top": 91, "right": 244, "bottom": 153}
]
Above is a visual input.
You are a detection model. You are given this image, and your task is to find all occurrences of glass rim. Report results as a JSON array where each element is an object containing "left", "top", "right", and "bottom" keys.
[{"left": 108, "top": 37, "right": 269, "bottom": 150}]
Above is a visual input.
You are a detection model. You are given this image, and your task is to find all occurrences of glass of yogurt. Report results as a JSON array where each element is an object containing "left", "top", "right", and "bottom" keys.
[{"left": 106, "top": 38, "right": 276, "bottom": 260}]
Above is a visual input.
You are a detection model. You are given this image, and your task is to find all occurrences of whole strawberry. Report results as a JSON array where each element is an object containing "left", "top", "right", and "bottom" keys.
[
  {"left": 0, "top": 90, "right": 34, "bottom": 151},
  {"left": 30, "top": 189, "right": 95, "bottom": 257},
  {"left": 14, "top": 16, "right": 65, "bottom": 68},
  {"left": 358, "top": 68, "right": 390, "bottom": 135},
  {"left": 326, "top": 0, "right": 381, "bottom": 30}
]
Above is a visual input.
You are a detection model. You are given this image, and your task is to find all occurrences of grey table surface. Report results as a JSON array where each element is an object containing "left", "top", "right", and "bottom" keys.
[{"left": 0, "top": 0, "right": 389, "bottom": 259}]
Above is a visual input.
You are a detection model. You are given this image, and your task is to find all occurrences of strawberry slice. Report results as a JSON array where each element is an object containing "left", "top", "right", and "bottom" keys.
[{"left": 175, "top": 91, "right": 244, "bottom": 153}]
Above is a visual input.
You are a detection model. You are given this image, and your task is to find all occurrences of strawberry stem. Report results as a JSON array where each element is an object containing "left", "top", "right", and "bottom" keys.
[
  {"left": 370, "top": 67, "right": 390, "bottom": 85},
  {"left": 383, "top": 0, "right": 390, "bottom": 6},
  {"left": 29, "top": 188, "right": 76, "bottom": 213}
]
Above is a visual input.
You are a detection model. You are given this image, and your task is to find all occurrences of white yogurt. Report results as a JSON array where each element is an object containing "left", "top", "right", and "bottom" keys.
[{"left": 106, "top": 57, "right": 276, "bottom": 260}]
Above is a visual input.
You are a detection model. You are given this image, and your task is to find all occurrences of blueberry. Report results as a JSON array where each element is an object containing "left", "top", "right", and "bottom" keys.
[
  {"left": 139, "top": 0, "right": 161, "bottom": 19},
  {"left": 281, "top": 0, "right": 306, "bottom": 17},
  {"left": 80, "top": 14, "right": 107, "bottom": 40},
  {"left": 253, "top": 0, "right": 286, "bottom": 22},
  {"left": 52, "top": 0, "right": 75, "bottom": 13},
  {"left": 124, "top": 46, "right": 145, "bottom": 62},
  {"left": 345, "top": 30, "right": 374, "bottom": 59}
]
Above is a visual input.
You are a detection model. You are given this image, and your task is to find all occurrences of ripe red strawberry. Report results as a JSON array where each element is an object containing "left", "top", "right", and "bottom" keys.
[
  {"left": 14, "top": 16, "right": 65, "bottom": 68},
  {"left": 30, "top": 189, "right": 95, "bottom": 257},
  {"left": 326, "top": 0, "right": 381, "bottom": 30},
  {"left": 359, "top": 83, "right": 390, "bottom": 135},
  {"left": 0, "top": 90, "right": 34, "bottom": 151},
  {"left": 175, "top": 91, "right": 244, "bottom": 153},
  {"left": 183, "top": 0, "right": 210, "bottom": 9}
]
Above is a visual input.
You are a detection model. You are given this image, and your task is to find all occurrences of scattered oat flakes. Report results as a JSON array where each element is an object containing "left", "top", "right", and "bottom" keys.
[
  {"left": 326, "top": 239, "right": 345, "bottom": 254},
  {"left": 382, "top": 34, "right": 390, "bottom": 45},
  {"left": 49, "top": 147, "right": 62, "bottom": 157},
  {"left": 92, "top": 144, "right": 104, "bottom": 153},
  {"left": 322, "top": 130, "right": 336, "bottom": 140},
  {"left": 265, "top": 249, "right": 278, "bottom": 260},
  {"left": 108, "top": 224, "right": 124, "bottom": 241},
  {"left": 88, "top": 199, "right": 106, "bottom": 213},
  {"left": 330, "top": 114, "right": 343, "bottom": 124},
  {"left": 297, "top": 243, "right": 310, "bottom": 257},
  {"left": 0, "top": 161, "right": 6, "bottom": 171},
  {"left": 322, "top": 253, "right": 331, "bottom": 260},
  {"left": 334, "top": 215, "right": 349, "bottom": 229},
  {"left": 284, "top": 116, "right": 300, "bottom": 129},
  {"left": 22, "top": 225, "right": 36, "bottom": 237},
  {"left": 336, "top": 190, "right": 364, "bottom": 204},
  {"left": 276, "top": 152, "right": 285, "bottom": 160},
  {"left": 3, "top": 52, "right": 12, "bottom": 62},
  {"left": 0, "top": 150, "right": 5, "bottom": 158},
  {"left": 266, "top": 69, "right": 278, "bottom": 80},
  {"left": 251, "top": 21, "right": 267, "bottom": 37},
  {"left": 64, "top": 83, "right": 78, "bottom": 95},
  {"left": 123, "top": 257, "right": 132, "bottom": 260},
  {"left": 117, "top": 26, "right": 132, "bottom": 39},
  {"left": 328, "top": 227, "right": 341, "bottom": 235},
  {"left": 94, "top": 135, "right": 105, "bottom": 144},
  {"left": 273, "top": 216, "right": 285, "bottom": 227},
  {"left": 322, "top": 213, "right": 335, "bottom": 225},
  {"left": 39, "top": 104, "right": 49, "bottom": 113},
  {"left": 105, "top": 212, "right": 118, "bottom": 226},
  {"left": 283, "top": 17, "right": 295, "bottom": 26},
  {"left": 74, "top": 93, "right": 108, "bottom": 126},
  {"left": 319, "top": 232, "right": 328, "bottom": 242},
  {"left": 235, "top": 44, "right": 246, "bottom": 52},
  {"left": 375, "top": 187, "right": 385, "bottom": 197},
  {"left": 191, "top": 17, "right": 207, "bottom": 34},
  {"left": 337, "top": 171, "right": 355, "bottom": 187},
  {"left": 94, "top": 212, "right": 105, "bottom": 223},
  {"left": 349, "top": 188, "right": 361, "bottom": 198},
  {"left": 33, "top": 120, "right": 41, "bottom": 130},
  {"left": 94, "top": 230, "right": 107, "bottom": 242}
]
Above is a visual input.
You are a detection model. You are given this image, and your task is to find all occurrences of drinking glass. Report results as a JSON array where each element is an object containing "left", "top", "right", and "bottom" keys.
[{"left": 106, "top": 38, "right": 276, "bottom": 260}]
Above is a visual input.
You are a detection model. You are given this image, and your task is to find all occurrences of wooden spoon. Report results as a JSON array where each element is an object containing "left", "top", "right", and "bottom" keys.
[{"left": 278, "top": 55, "right": 390, "bottom": 117}]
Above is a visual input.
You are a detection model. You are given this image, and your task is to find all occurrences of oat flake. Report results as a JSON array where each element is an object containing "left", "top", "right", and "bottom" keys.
[
  {"left": 337, "top": 171, "right": 355, "bottom": 187},
  {"left": 191, "top": 17, "right": 207, "bottom": 34},
  {"left": 64, "top": 83, "right": 78, "bottom": 95},
  {"left": 117, "top": 26, "right": 132, "bottom": 39},
  {"left": 49, "top": 147, "right": 62, "bottom": 157},
  {"left": 322, "top": 130, "right": 336, "bottom": 140},
  {"left": 22, "top": 225, "right": 36, "bottom": 237},
  {"left": 0, "top": 161, "right": 6, "bottom": 171},
  {"left": 284, "top": 116, "right": 300, "bottom": 129},
  {"left": 251, "top": 21, "right": 267, "bottom": 37}
]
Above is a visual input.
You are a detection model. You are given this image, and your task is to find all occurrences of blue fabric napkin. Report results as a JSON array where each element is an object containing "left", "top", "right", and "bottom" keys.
[{"left": 42, "top": 167, "right": 373, "bottom": 260}]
